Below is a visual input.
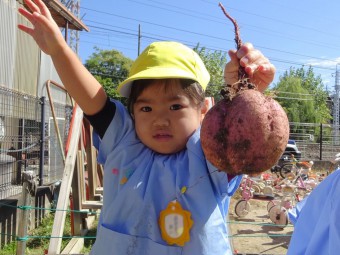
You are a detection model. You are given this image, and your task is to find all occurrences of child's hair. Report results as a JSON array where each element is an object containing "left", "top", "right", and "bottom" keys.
[{"left": 127, "top": 78, "right": 205, "bottom": 114}]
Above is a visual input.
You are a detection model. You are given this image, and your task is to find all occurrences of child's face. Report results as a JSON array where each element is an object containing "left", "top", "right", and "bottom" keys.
[{"left": 133, "top": 80, "right": 202, "bottom": 154}]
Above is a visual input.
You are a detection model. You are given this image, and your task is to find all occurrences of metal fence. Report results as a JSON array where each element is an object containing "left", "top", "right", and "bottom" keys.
[
  {"left": 0, "top": 85, "right": 72, "bottom": 200},
  {"left": 289, "top": 122, "right": 340, "bottom": 161}
]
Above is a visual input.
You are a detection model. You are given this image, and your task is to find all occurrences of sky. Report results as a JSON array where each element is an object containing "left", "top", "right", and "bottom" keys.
[{"left": 76, "top": 0, "right": 340, "bottom": 92}]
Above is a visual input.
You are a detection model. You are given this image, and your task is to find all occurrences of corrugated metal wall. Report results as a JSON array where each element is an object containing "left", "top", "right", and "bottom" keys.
[
  {"left": 17, "top": 3, "right": 68, "bottom": 105},
  {"left": 0, "top": 0, "right": 65, "bottom": 104},
  {"left": 14, "top": 11, "right": 40, "bottom": 96},
  {"left": 0, "top": 0, "right": 17, "bottom": 90},
  {"left": 0, "top": 0, "right": 40, "bottom": 95}
]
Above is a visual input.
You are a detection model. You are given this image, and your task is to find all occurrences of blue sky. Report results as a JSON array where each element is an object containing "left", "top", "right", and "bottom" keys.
[{"left": 77, "top": 0, "right": 340, "bottom": 92}]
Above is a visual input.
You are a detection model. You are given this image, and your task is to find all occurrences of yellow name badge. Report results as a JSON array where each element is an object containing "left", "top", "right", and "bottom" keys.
[{"left": 159, "top": 200, "right": 193, "bottom": 246}]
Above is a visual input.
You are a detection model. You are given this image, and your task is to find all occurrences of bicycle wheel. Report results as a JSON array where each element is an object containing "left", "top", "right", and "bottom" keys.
[
  {"left": 267, "top": 200, "right": 279, "bottom": 212},
  {"left": 268, "top": 205, "right": 288, "bottom": 228},
  {"left": 280, "top": 164, "right": 296, "bottom": 179},
  {"left": 234, "top": 200, "right": 251, "bottom": 217},
  {"left": 252, "top": 184, "right": 261, "bottom": 194},
  {"left": 262, "top": 186, "right": 274, "bottom": 196}
]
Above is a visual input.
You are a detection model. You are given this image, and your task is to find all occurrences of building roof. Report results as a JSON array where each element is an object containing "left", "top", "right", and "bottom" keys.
[{"left": 25, "top": 0, "right": 89, "bottom": 32}]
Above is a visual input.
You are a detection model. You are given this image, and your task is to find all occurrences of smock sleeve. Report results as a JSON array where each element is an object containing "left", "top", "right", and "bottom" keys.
[{"left": 96, "top": 100, "right": 138, "bottom": 165}]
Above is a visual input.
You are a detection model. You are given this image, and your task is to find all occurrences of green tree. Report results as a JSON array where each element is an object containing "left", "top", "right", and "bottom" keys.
[
  {"left": 272, "top": 66, "right": 332, "bottom": 141},
  {"left": 273, "top": 76, "right": 314, "bottom": 123},
  {"left": 84, "top": 47, "right": 133, "bottom": 100},
  {"left": 272, "top": 66, "right": 331, "bottom": 124},
  {"left": 193, "top": 44, "right": 227, "bottom": 100}
]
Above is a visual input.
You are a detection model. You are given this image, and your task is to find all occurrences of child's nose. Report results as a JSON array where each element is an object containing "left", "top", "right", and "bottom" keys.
[{"left": 153, "top": 114, "right": 170, "bottom": 126}]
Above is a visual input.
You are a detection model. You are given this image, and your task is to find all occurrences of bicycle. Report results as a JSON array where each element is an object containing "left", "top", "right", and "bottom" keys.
[
  {"left": 234, "top": 175, "right": 275, "bottom": 218},
  {"left": 266, "top": 164, "right": 317, "bottom": 228},
  {"left": 279, "top": 156, "right": 313, "bottom": 180},
  {"left": 267, "top": 183, "right": 300, "bottom": 228},
  {"left": 270, "top": 155, "right": 291, "bottom": 177},
  {"left": 234, "top": 176, "right": 254, "bottom": 217}
]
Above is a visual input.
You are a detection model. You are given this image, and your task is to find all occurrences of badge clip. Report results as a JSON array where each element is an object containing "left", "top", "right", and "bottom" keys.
[{"left": 159, "top": 200, "right": 193, "bottom": 246}]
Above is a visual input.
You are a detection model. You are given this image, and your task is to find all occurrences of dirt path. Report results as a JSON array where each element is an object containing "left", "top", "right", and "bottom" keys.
[{"left": 229, "top": 195, "right": 293, "bottom": 254}]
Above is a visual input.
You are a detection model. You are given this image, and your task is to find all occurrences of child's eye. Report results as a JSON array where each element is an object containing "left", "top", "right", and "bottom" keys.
[
  {"left": 141, "top": 106, "right": 152, "bottom": 112},
  {"left": 170, "top": 104, "right": 182, "bottom": 110}
]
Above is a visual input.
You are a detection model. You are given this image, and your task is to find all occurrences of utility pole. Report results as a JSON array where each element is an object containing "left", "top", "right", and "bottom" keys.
[
  {"left": 60, "top": 0, "right": 81, "bottom": 54},
  {"left": 138, "top": 24, "right": 141, "bottom": 56},
  {"left": 70, "top": 0, "right": 80, "bottom": 54},
  {"left": 333, "top": 64, "right": 340, "bottom": 145}
]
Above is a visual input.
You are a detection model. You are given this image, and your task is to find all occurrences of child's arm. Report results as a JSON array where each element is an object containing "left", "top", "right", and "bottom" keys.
[
  {"left": 18, "top": 0, "right": 107, "bottom": 115},
  {"left": 224, "top": 42, "right": 276, "bottom": 92}
]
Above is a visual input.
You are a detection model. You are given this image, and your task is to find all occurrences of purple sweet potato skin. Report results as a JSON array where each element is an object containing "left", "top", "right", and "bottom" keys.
[{"left": 200, "top": 90, "right": 289, "bottom": 175}]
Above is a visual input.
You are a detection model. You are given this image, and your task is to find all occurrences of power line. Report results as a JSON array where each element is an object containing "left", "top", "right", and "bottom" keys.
[
  {"left": 80, "top": 7, "right": 340, "bottom": 71},
  {"left": 131, "top": 0, "right": 340, "bottom": 41},
  {"left": 80, "top": 23, "right": 336, "bottom": 72},
  {"left": 85, "top": 17, "right": 339, "bottom": 63},
  {"left": 122, "top": 0, "right": 340, "bottom": 51}
]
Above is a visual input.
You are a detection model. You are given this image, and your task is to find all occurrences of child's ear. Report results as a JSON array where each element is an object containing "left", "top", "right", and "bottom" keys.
[
  {"left": 201, "top": 97, "right": 214, "bottom": 123},
  {"left": 201, "top": 103, "right": 208, "bottom": 115},
  {"left": 201, "top": 97, "right": 214, "bottom": 115},
  {"left": 130, "top": 112, "right": 135, "bottom": 120}
]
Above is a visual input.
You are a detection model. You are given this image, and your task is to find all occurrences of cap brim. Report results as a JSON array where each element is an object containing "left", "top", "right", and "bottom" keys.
[{"left": 118, "top": 67, "right": 201, "bottom": 97}]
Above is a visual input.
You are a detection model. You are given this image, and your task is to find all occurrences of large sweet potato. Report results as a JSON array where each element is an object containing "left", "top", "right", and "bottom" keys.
[{"left": 201, "top": 89, "right": 289, "bottom": 175}]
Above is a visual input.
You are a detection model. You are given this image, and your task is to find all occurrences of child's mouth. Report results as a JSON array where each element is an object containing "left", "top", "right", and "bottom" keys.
[{"left": 154, "top": 133, "right": 172, "bottom": 141}]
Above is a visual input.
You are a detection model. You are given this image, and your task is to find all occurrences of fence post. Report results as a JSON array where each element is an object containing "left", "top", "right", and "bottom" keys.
[
  {"left": 39, "top": 96, "right": 46, "bottom": 186},
  {"left": 319, "top": 123, "right": 323, "bottom": 160},
  {"left": 16, "top": 171, "right": 36, "bottom": 255}
]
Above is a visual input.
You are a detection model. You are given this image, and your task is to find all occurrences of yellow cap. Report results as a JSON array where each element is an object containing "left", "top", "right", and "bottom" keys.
[{"left": 118, "top": 41, "right": 210, "bottom": 97}]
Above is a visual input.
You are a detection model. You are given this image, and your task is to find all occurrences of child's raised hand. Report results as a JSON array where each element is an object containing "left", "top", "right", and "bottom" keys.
[
  {"left": 224, "top": 43, "right": 276, "bottom": 92},
  {"left": 18, "top": 0, "right": 66, "bottom": 56}
]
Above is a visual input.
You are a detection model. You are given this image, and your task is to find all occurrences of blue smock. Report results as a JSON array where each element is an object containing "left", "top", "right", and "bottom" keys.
[
  {"left": 90, "top": 100, "right": 242, "bottom": 255},
  {"left": 287, "top": 169, "right": 340, "bottom": 255}
]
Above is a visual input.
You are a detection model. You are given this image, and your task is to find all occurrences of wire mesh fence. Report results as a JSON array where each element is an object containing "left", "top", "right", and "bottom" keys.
[
  {"left": 0, "top": 85, "right": 72, "bottom": 200},
  {"left": 289, "top": 122, "right": 340, "bottom": 161}
]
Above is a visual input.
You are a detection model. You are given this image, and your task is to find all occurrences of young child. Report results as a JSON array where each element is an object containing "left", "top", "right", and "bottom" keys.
[{"left": 18, "top": 0, "right": 275, "bottom": 254}]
